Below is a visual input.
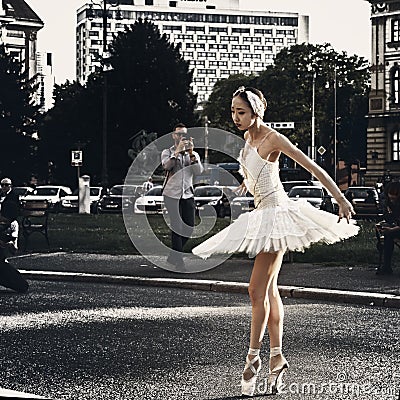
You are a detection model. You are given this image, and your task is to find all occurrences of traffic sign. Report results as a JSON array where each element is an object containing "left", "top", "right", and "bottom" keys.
[
  {"left": 317, "top": 146, "right": 326, "bottom": 156},
  {"left": 71, "top": 150, "right": 83, "bottom": 167}
]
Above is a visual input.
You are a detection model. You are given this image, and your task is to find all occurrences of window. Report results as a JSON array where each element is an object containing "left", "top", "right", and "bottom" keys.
[
  {"left": 163, "top": 25, "right": 182, "bottom": 32},
  {"left": 187, "top": 26, "right": 205, "bottom": 32},
  {"left": 254, "top": 29, "right": 272, "bottom": 35},
  {"left": 145, "top": 0, "right": 153, "bottom": 5},
  {"left": 393, "top": 131, "right": 400, "bottom": 161},
  {"left": 243, "top": 37, "right": 261, "bottom": 43},
  {"left": 390, "top": 64, "right": 400, "bottom": 104},
  {"left": 209, "top": 27, "right": 228, "bottom": 33},
  {"left": 392, "top": 19, "right": 400, "bottom": 42},
  {"left": 232, "top": 28, "right": 250, "bottom": 34}
]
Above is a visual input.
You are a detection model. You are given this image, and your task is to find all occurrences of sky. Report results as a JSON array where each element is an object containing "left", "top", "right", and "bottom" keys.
[{"left": 26, "top": 0, "right": 372, "bottom": 84}]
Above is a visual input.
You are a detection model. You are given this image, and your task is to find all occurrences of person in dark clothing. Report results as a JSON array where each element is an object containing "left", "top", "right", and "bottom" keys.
[
  {"left": 0, "top": 178, "right": 28, "bottom": 293},
  {"left": 376, "top": 181, "right": 400, "bottom": 275},
  {"left": 0, "top": 217, "right": 29, "bottom": 293},
  {"left": 0, "top": 177, "right": 19, "bottom": 223}
]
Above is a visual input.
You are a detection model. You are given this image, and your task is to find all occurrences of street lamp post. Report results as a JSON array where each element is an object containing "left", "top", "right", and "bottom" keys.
[
  {"left": 88, "top": 0, "right": 121, "bottom": 186},
  {"left": 333, "top": 66, "right": 337, "bottom": 183},
  {"left": 311, "top": 70, "right": 316, "bottom": 163}
]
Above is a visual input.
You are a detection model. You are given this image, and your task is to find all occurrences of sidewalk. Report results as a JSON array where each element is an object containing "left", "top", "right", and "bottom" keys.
[{"left": 10, "top": 252, "right": 400, "bottom": 308}]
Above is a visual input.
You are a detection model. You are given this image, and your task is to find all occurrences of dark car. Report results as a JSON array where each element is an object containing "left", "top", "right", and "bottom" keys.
[
  {"left": 231, "top": 191, "right": 255, "bottom": 219},
  {"left": 344, "top": 186, "right": 383, "bottom": 220},
  {"left": 194, "top": 185, "right": 236, "bottom": 218},
  {"left": 97, "top": 185, "right": 143, "bottom": 213}
]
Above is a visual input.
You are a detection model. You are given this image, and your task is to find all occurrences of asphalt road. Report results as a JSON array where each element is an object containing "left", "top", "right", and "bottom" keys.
[{"left": 0, "top": 281, "right": 399, "bottom": 400}]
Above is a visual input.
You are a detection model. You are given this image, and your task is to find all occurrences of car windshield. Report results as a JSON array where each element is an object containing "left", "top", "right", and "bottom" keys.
[
  {"left": 282, "top": 182, "right": 309, "bottom": 192},
  {"left": 13, "top": 188, "right": 28, "bottom": 196},
  {"left": 347, "top": 189, "right": 374, "bottom": 199},
  {"left": 146, "top": 187, "right": 162, "bottom": 196},
  {"left": 289, "top": 188, "right": 322, "bottom": 198},
  {"left": 110, "top": 186, "right": 123, "bottom": 195},
  {"left": 195, "top": 187, "right": 222, "bottom": 197},
  {"left": 34, "top": 188, "right": 59, "bottom": 196}
]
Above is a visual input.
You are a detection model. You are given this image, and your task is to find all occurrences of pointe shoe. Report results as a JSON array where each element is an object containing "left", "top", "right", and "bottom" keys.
[
  {"left": 241, "top": 349, "right": 261, "bottom": 397},
  {"left": 267, "top": 359, "right": 289, "bottom": 395}
]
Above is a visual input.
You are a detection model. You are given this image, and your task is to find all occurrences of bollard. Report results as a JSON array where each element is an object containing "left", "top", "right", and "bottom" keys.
[{"left": 79, "top": 175, "right": 91, "bottom": 214}]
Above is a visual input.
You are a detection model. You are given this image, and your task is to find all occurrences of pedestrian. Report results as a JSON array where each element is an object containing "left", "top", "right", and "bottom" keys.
[
  {"left": 192, "top": 87, "right": 358, "bottom": 396},
  {"left": 0, "top": 177, "right": 19, "bottom": 223},
  {"left": 376, "top": 181, "right": 400, "bottom": 275},
  {"left": 142, "top": 177, "right": 153, "bottom": 193},
  {"left": 161, "top": 123, "right": 203, "bottom": 269}
]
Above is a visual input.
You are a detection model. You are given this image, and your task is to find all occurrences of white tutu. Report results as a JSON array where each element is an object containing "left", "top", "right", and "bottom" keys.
[
  {"left": 192, "top": 142, "right": 359, "bottom": 260},
  {"left": 192, "top": 198, "right": 359, "bottom": 259}
]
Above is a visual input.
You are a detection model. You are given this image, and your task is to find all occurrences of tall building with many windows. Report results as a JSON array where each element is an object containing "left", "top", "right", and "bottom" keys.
[
  {"left": 365, "top": 0, "right": 400, "bottom": 183},
  {"left": 76, "top": 0, "right": 309, "bottom": 102},
  {"left": 35, "top": 51, "right": 54, "bottom": 112}
]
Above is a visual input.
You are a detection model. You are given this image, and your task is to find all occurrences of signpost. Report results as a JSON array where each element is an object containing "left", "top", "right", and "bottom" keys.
[
  {"left": 265, "top": 122, "right": 294, "bottom": 129},
  {"left": 71, "top": 150, "right": 83, "bottom": 181}
]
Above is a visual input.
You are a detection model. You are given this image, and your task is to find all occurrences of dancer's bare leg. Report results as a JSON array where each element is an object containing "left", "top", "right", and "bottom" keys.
[
  {"left": 267, "top": 270, "right": 286, "bottom": 370},
  {"left": 243, "top": 251, "right": 284, "bottom": 380}
]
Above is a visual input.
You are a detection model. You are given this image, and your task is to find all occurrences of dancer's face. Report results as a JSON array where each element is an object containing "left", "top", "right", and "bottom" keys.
[{"left": 231, "top": 96, "right": 256, "bottom": 131}]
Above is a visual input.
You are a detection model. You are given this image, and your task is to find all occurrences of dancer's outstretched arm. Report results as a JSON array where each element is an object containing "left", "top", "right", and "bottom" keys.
[{"left": 269, "top": 131, "right": 355, "bottom": 222}]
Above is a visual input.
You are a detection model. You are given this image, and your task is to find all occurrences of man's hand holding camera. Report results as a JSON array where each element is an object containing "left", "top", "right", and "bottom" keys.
[{"left": 174, "top": 136, "right": 197, "bottom": 163}]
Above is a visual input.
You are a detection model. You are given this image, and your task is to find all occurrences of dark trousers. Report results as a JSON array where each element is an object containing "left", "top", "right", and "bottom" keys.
[
  {"left": 383, "top": 229, "right": 400, "bottom": 270},
  {"left": 164, "top": 196, "right": 195, "bottom": 254},
  {"left": 0, "top": 253, "right": 29, "bottom": 293}
]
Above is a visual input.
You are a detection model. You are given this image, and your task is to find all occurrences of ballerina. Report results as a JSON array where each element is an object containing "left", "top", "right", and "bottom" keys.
[{"left": 192, "top": 86, "right": 358, "bottom": 396}]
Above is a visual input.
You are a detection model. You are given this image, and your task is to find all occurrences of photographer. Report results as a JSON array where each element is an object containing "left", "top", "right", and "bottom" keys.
[
  {"left": 161, "top": 123, "right": 203, "bottom": 269},
  {"left": 376, "top": 181, "right": 400, "bottom": 275}
]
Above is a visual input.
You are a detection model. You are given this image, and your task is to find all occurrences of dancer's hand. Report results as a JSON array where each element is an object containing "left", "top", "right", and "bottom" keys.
[
  {"left": 234, "top": 182, "right": 247, "bottom": 196},
  {"left": 337, "top": 198, "right": 355, "bottom": 223}
]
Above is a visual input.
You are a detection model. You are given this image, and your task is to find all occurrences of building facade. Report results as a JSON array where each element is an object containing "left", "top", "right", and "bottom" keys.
[
  {"left": 0, "top": 0, "right": 43, "bottom": 79},
  {"left": 76, "top": 0, "right": 309, "bottom": 102},
  {"left": 366, "top": 0, "right": 400, "bottom": 184}
]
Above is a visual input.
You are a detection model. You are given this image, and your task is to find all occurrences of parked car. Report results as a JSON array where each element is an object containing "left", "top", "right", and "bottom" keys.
[
  {"left": 288, "top": 186, "right": 334, "bottom": 210},
  {"left": 194, "top": 185, "right": 236, "bottom": 218},
  {"left": 97, "top": 184, "right": 143, "bottom": 213},
  {"left": 282, "top": 180, "right": 322, "bottom": 193},
  {"left": 134, "top": 186, "right": 165, "bottom": 214},
  {"left": 13, "top": 186, "right": 34, "bottom": 203},
  {"left": 344, "top": 186, "right": 382, "bottom": 219},
  {"left": 231, "top": 191, "right": 255, "bottom": 219},
  {"left": 60, "top": 186, "right": 106, "bottom": 213},
  {"left": 22, "top": 185, "right": 72, "bottom": 212}
]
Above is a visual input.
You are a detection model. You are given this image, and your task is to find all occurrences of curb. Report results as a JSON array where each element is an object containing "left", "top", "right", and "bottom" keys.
[
  {"left": 19, "top": 270, "right": 400, "bottom": 309},
  {"left": 0, "top": 387, "right": 51, "bottom": 399}
]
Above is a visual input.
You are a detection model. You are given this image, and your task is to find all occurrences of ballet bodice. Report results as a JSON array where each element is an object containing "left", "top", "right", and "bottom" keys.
[{"left": 238, "top": 143, "right": 288, "bottom": 209}]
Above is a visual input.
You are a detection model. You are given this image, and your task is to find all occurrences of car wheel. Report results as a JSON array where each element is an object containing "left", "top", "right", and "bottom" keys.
[{"left": 217, "top": 206, "right": 225, "bottom": 218}]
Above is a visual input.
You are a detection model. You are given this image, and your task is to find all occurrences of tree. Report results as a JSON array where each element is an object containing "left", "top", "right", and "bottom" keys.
[
  {"left": 204, "top": 44, "right": 370, "bottom": 175},
  {"left": 38, "top": 80, "right": 102, "bottom": 186},
  {"left": 0, "top": 44, "right": 39, "bottom": 183},
  {"left": 106, "top": 19, "right": 197, "bottom": 181},
  {"left": 39, "top": 19, "right": 197, "bottom": 185}
]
